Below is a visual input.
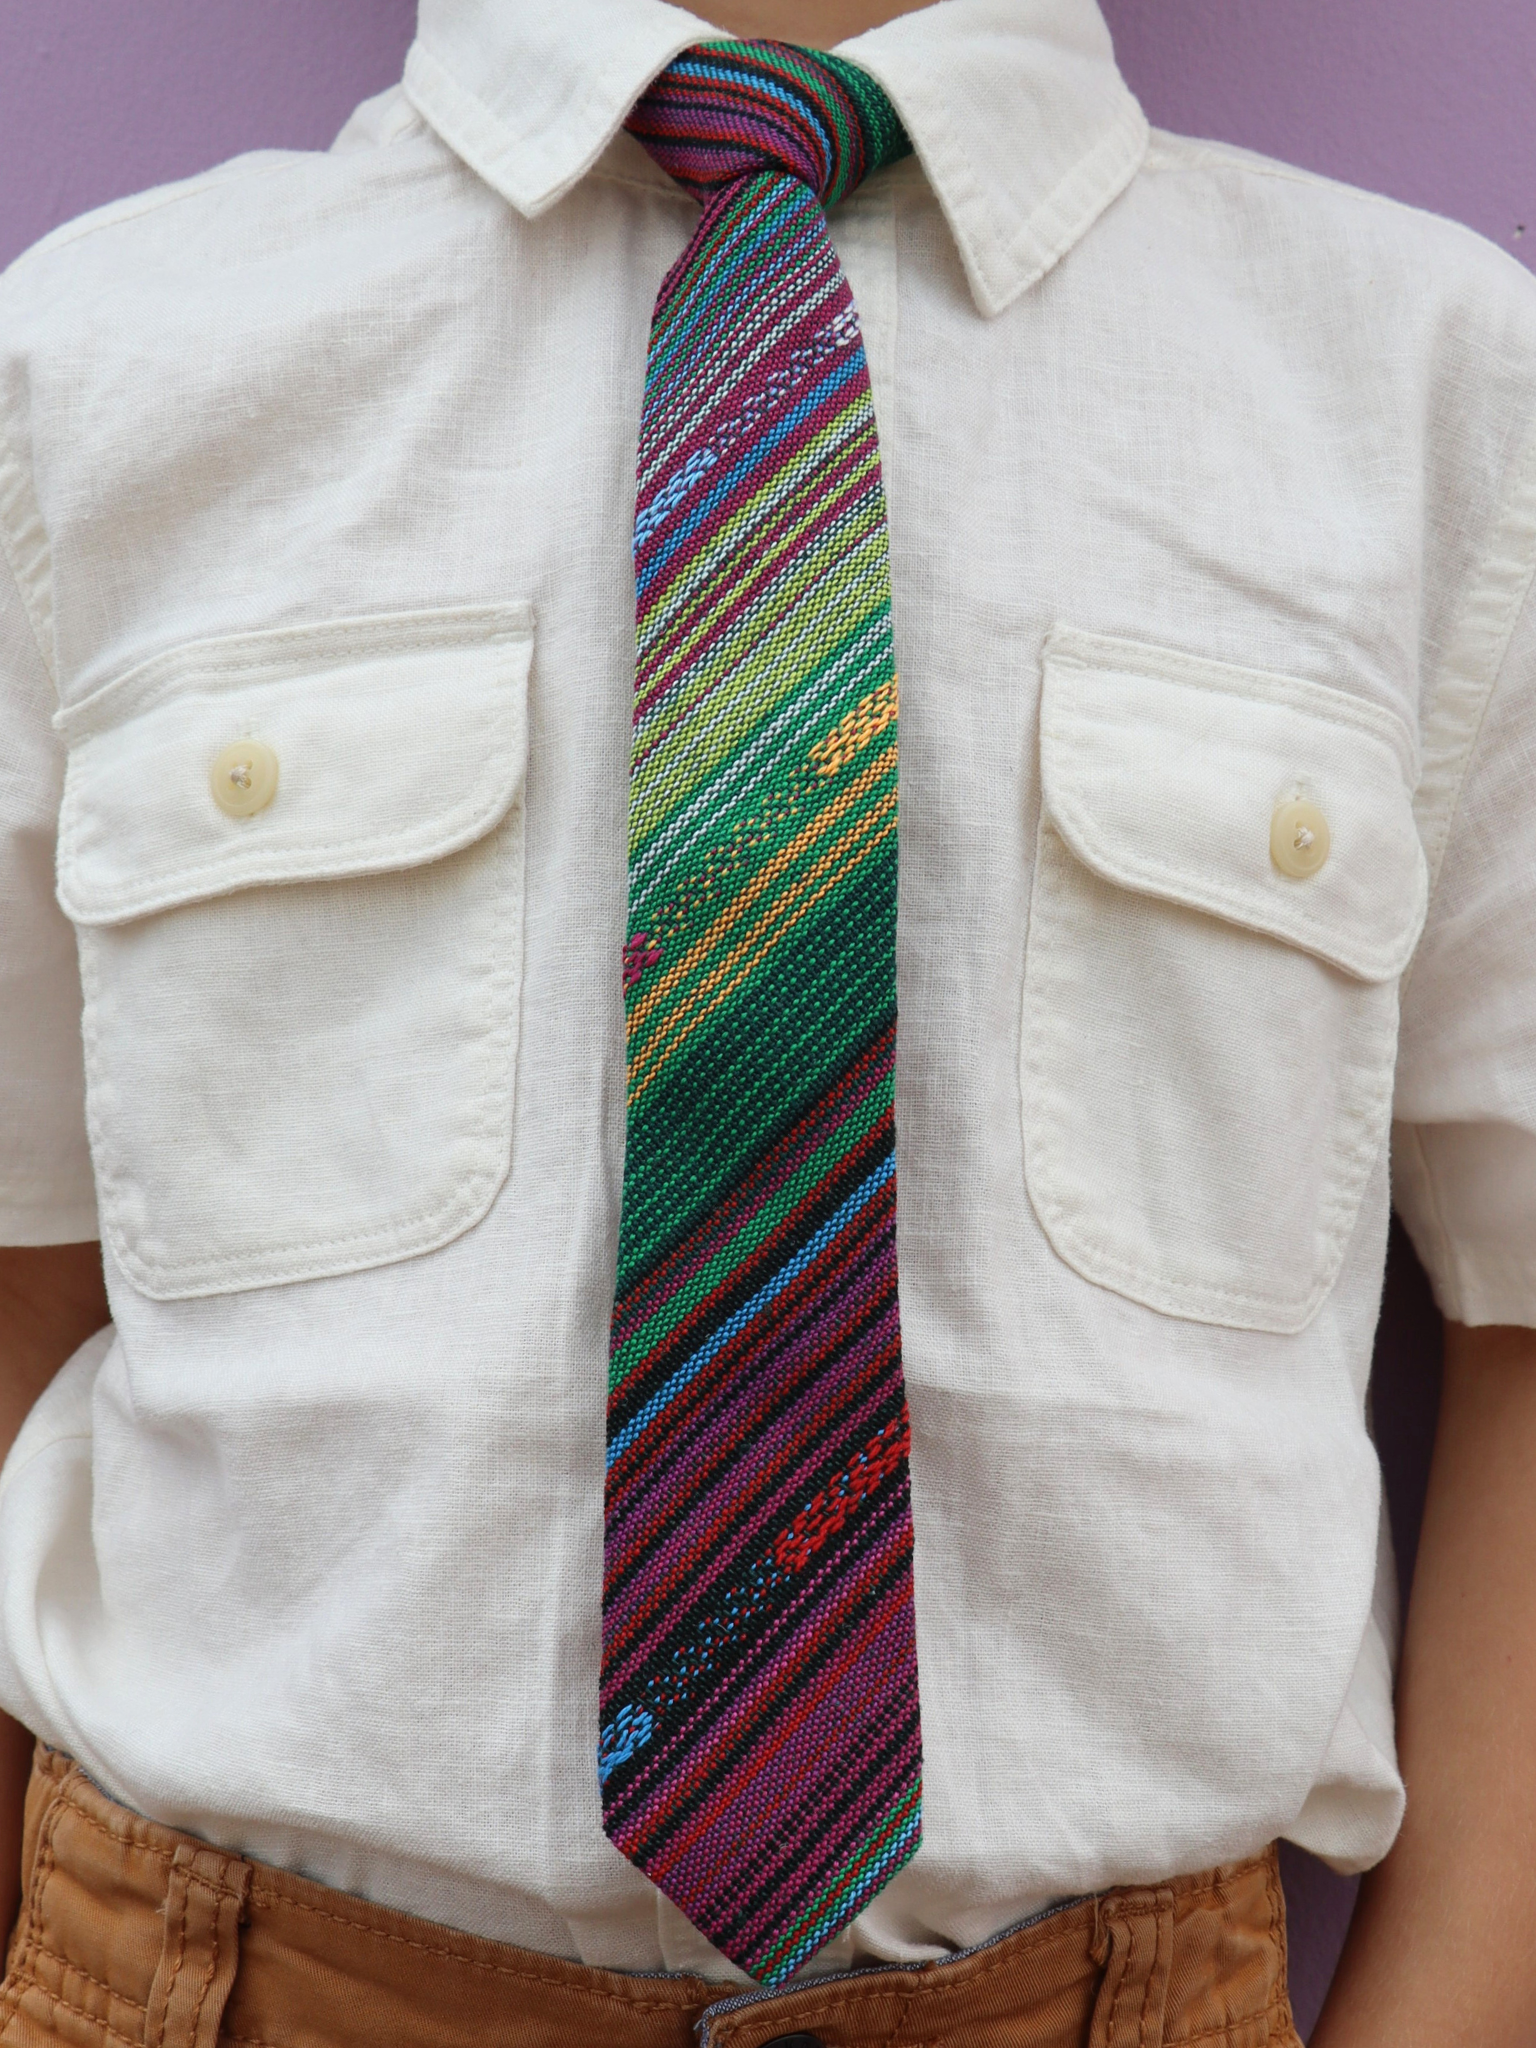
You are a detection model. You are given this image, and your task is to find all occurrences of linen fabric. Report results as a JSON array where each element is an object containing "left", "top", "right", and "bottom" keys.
[
  {"left": 606, "top": 45, "right": 921, "bottom": 1981},
  {"left": 2, "top": 1747, "right": 1302, "bottom": 2048},
  {"left": 1, "top": 0, "right": 1535, "bottom": 1989}
]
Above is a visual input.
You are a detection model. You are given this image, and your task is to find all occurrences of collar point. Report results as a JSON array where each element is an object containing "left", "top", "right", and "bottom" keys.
[{"left": 956, "top": 87, "right": 1149, "bottom": 320}]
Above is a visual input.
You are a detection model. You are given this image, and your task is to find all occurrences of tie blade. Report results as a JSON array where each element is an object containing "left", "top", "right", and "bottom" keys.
[
  {"left": 610, "top": 45, "right": 923, "bottom": 1984},
  {"left": 601, "top": 1419, "right": 923, "bottom": 1984}
]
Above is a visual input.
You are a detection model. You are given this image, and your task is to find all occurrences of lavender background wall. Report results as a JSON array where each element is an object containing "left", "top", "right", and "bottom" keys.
[
  {"left": 3, "top": 1, "right": 1534, "bottom": 275},
  {"left": 2, "top": 0, "right": 1528, "bottom": 2033}
]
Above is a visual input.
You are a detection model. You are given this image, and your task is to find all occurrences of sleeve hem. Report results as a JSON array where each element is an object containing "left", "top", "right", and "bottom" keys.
[
  {"left": 1393, "top": 1120, "right": 1536, "bottom": 1329},
  {"left": 1432, "top": 1270, "right": 1536, "bottom": 1330},
  {"left": 0, "top": 1194, "right": 100, "bottom": 1247}
]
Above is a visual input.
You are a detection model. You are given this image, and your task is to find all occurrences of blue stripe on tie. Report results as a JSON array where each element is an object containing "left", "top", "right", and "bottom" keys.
[
  {"left": 635, "top": 351, "right": 865, "bottom": 596},
  {"left": 606, "top": 1152, "right": 895, "bottom": 1471}
]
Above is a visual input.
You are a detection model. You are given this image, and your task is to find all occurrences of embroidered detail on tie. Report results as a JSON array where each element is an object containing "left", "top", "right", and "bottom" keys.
[{"left": 602, "top": 42, "right": 922, "bottom": 1989}]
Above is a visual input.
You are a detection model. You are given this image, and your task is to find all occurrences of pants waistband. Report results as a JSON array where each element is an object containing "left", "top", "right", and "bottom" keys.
[{"left": 2, "top": 1747, "right": 1301, "bottom": 2048}]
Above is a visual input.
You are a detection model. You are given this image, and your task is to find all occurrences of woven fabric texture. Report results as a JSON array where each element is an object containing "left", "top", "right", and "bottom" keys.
[{"left": 602, "top": 42, "right": 921, "bottom": 1986}]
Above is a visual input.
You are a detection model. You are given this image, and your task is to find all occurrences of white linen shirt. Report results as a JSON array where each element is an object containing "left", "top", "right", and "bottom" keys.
[{"left": 3, "top": 0, "right": 1536, "bottom": 1985}]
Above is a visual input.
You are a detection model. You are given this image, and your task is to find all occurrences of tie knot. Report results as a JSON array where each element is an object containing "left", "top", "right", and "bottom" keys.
[{"left": 626, "top": 42, "right": 911, "bottom": 209}]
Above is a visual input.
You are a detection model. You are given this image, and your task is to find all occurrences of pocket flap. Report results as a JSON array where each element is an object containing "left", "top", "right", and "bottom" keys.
[
  {"left": 56, "top": 605, "right": 534, "bottom": 925},
  {"left": 1040, "top": 627, "right": 1427, "bottom": 982}
]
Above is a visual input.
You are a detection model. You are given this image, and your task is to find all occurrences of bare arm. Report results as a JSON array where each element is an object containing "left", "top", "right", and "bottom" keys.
[
  {"left": 0, "top": 1242, "right": 109, "bottom": 1945},
  {"left": 1312, "top": 1320, "right": 1536, "bottom": 2048}
]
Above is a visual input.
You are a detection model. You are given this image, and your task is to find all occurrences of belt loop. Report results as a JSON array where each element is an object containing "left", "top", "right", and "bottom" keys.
[
  {"left": 144, "top": 1841, "right": 253, "bottom": 2048},
  {"left": 1089, "top": 1886, "right": 1175, "bottom": 2048}
]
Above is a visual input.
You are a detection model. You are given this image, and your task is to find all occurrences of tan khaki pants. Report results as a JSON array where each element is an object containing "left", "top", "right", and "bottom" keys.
[{"left": 2, "top": 1748, "right": 1301, "bottom": 2048}]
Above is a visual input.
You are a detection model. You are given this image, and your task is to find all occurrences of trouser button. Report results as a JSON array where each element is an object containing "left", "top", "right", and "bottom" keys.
[{"left": 761, "top": 2037, "right": 827, "bottom": 2047}]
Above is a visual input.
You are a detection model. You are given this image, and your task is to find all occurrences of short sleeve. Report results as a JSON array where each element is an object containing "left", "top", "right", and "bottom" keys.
[
  {"left": 1394, "top": 567, "right": 1536, "bottom": 1327},
  {"left": 0, "top": 539, "right": 97, "bottom": 1243}
]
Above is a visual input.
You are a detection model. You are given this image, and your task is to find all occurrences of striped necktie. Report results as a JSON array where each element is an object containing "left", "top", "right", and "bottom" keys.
[{"left": 601, "top": 43, "right": 921, "bottom": 1986}]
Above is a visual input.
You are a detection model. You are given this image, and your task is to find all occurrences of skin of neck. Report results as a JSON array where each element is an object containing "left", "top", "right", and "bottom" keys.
[{"left": 697, "top": 0, "right": 932, "bottom": 47}]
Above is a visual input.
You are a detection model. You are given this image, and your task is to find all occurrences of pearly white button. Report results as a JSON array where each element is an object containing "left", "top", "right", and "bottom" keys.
[
  {"left": 210, "top": 738, "right": 279, "bottom": 818},
  {"left": 1270, "top": 798, "right": 1330, "bottom": 879}
]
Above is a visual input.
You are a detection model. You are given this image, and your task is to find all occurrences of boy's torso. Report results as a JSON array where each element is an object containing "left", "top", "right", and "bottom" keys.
[{"left": 2, "top": 0, "right": 1534, "bottom": 1983}]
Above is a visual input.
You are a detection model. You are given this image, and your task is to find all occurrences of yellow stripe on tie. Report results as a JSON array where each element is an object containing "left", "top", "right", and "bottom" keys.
[
  {"left": 809, "top": 676, "right": 898, "bottom": 779},
  {"left": 627, "top": 795, "right": 899, "bottom": 1106},
  {"left": 627, "top": 739, "right": 898, "bottom": 1041}
]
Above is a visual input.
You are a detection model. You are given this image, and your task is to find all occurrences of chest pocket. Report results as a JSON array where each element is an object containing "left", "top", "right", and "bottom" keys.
[
  {"left": 54, "top": 605, "right": 533, "bottom": 1300},
  {"left": 1021, "top": 627, "right": 1427, "bottom": 1334}
]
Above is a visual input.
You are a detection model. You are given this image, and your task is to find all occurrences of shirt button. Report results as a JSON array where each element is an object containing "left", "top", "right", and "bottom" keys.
[
  {"left": 1270, "top": 798, "right": 1330, "bottom": 879},
  {"left": 210, "top": 738, "right": 279, "bottom": 818}
]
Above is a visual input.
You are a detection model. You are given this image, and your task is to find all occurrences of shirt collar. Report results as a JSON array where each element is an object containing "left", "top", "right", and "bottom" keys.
[{"left": 402, "top": 0, "right": 1148, "bottom": 317}]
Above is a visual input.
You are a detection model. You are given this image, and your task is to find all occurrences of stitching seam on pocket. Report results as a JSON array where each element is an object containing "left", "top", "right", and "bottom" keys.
[
  {"left": 54, "top": 603, "right": 534, "bottom": 742},
  {"left": 1020, "top": 815, "right": 1400, "bottom": 1332},
  {"left": 83, "top": 803, "right": 524, "bottom": 1300},
  {"left": 1045, "top": 628, "right": 1417, "bottom": 771}
]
